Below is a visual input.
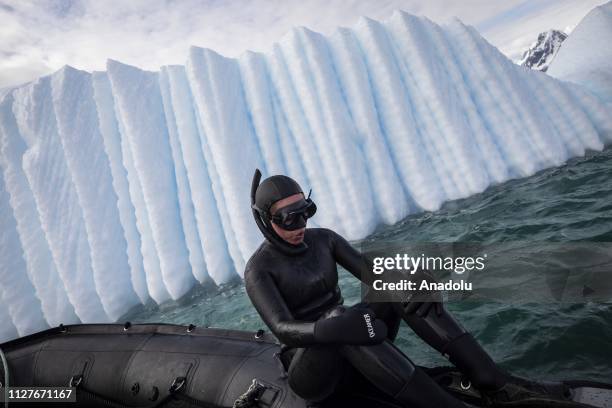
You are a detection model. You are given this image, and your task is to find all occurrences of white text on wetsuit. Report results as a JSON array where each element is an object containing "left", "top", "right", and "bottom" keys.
[{"left": 364, "top": 313, "right": 375, "bottom": 338}]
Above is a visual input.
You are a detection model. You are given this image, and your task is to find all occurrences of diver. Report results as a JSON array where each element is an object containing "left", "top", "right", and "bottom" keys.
[{"left": 244, "top": 170, "right": 569, "bottom": 407}]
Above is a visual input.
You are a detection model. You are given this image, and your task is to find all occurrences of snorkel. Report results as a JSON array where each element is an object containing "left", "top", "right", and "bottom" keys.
[{"left": 251, "top": 169, "right": 309, "bottom": 255}]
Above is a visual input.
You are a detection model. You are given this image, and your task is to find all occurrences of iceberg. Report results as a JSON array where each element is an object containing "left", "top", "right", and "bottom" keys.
[
  {"left": 0, "top": 93, "right": 79, "bottom": 328},
  {"left": 548, "top": 1, "right": 612, "bottom": 104},
  {"left": 91, "top": 72, "right": 150, "bottom": 305},
  {"left": 52, "top": 67, "right": 140, "bottom": 321},
  {"left": 0, "top": 10, "right": 610, "bottom": 334},
  {"left": 106, "top": 60, "right": 196, "bottom": 302},
  {"left": 0, "top": 296, "right": 18, "bottom": 343},
  {"left": 10, "top": 76, "right": 109, "bottom": 323},
  {"left": 0, "top": 173, "right": 48, "bottom": 336}
]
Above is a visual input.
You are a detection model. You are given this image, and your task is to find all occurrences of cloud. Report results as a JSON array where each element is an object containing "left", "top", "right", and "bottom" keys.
[{"left": 0, "top": 0, "right": 608, "bottom": 88}]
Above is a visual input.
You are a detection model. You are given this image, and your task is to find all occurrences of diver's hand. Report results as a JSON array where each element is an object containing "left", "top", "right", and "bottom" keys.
[
  {"left": 403, "top": 301, "right": 444, "bottom": 317},
  {"left": 314, "top": 306, "right": 388, "bottom": 345},
  {"left": 402, "top": 271, "right": 444, "bottom": 318}
]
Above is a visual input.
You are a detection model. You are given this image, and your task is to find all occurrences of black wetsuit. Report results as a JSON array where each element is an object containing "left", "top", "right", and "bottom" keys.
[
  {"left": 244, "top": 228, "right": 472, "bottom": 406},
  {"left": 245, "top": 228, "right": 397, "bottom": 345}
]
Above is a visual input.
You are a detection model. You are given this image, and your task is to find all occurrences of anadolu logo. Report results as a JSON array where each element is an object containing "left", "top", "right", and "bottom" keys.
[{"left": 363, "top": 313, "right": 375, "bottom": 338}]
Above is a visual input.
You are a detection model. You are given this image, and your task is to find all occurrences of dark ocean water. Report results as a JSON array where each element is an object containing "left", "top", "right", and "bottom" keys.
[{"left": 127, "top": 147, "right": 612, "bottom": 383}]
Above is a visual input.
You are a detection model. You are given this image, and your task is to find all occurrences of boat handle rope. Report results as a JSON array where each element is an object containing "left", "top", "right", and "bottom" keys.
[{"left": 233, "top": 379, "right": 267, "bottom": 408}]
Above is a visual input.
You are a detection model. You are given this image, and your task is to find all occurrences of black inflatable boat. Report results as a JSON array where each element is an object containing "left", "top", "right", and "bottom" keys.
[{"left": 1, "top": 323, "right": 610, "bottom": 408}]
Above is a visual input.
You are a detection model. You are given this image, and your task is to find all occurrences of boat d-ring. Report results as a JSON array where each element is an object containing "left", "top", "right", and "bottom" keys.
[
  {"left": 69, "top": 374, "right": 83, "bottom": 388},
  {"left": 169, "top": 376, "right": 186, "bottom": 394},
  {"left": 460, "top": 378, "right": 472, "bottom": 390},
  {"left": 254, "top": 329, "right": 264, "bottom": 339}
]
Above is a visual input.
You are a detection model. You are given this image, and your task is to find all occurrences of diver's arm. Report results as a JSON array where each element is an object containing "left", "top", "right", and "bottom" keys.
[
  {"left": 328, "top": 229, "right": 375, "bottom": 285},
  {"left": 329, "top": 228, "right": 443, "bottom": 314},
  {"left": 245, "top": 265, "right": 387, "bottom": 346},
  {"left": 244, "top": 267, "right": 317, "bottom": 347}
]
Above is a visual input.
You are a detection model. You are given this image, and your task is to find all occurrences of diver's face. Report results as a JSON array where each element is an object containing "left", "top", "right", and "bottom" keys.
[{"left": 270, "top": 193, "right": 307, "bottom": 245}]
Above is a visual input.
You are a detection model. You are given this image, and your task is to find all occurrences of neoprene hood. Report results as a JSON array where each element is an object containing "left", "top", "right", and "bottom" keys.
[
  {"left": 251, "top": 169, "right": 312, "bottom": 255},
  {"left": 254, "top": 174, "right": 303, "bottom": 216}
]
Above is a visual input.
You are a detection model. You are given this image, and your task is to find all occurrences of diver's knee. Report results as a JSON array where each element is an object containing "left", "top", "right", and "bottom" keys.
[
  {"left": 401, "top": 301, "right": 467, "bottom": 350},
  {"left": 428, "top": 305, "right": 467, "bottom": 343}
]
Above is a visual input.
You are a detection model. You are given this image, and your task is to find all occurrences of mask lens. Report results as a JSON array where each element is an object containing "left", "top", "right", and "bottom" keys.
[
  {"left": 282, "top": 213, "right": 300, "bottom": 228},
  {"left": 271, "top": 199, "right": 315, "bottom": 230}
]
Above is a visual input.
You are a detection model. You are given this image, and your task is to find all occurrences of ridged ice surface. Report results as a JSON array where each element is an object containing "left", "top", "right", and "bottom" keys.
[
  {"left": 0, "top": 11, "right": 611, "bottom": 339},
  {"left": 548, "top": 2, "right": 612, "bottom": 102}
]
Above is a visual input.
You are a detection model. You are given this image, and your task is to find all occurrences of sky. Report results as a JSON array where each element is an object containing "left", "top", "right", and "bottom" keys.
[{"left": 0, "top": 0, "right": 608, "bottom": 88}]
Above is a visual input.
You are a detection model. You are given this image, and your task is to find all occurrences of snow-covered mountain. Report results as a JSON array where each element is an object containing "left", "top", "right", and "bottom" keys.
[
  {"left": 518, "top": 29, "right": 567, "bottom": 72},
  {"left": 0, "top": 9, "right": 611, "bottom": 341}
]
